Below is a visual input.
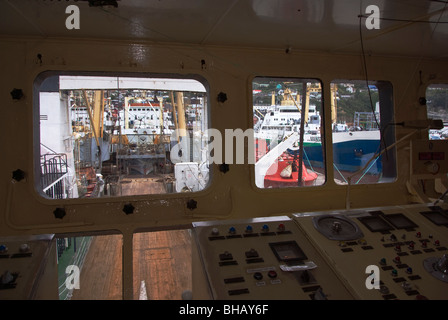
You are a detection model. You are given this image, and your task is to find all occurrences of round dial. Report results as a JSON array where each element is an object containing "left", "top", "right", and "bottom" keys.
[{"left": 312, "top": 215, "right": 364, "bottom": 241}]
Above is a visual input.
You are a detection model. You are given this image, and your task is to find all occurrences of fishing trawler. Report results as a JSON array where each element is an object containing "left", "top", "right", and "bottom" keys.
[
  {"left": 254, "top": 83, "right": 383, "bottom": 186},
  {"left": 254, "top": 88, "right": 321, "bottom": 144}
]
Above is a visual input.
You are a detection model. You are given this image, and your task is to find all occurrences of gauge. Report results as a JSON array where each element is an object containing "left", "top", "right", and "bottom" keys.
[
  {"left": 312, "top": 215, "right": 364, "bottom": 241},
  {"left": 423, "top": 254, "right": 448, "bottom": 283}
]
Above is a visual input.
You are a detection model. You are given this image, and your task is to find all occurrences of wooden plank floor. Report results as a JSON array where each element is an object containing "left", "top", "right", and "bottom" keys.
[
  {"left": 71, "top": 176, "right": 192, "bottom": 300},
  {"left": 70, "top": 230, "right": 192, "bottom": 300},
  {"left": 120, "top": 176, "right": 167, "bottom": 195},
  {"left": 133, "top": 230, "right": 192, "bottom": 300},
  {"left": 71, "top": 234, "right": 122, "bottom": 300}
]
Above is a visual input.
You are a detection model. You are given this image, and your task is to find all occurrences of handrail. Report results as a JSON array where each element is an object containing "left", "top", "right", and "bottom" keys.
[{"left": 42, "top": 172, "right": 68, "bottom": 192}]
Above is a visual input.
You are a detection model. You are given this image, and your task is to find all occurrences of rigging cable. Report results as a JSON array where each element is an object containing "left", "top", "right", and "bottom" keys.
[
  {"left": 358, "top": 11, "right": 382, "bottom": 148},
  {"left": 352, "top": 3, "right": 447, "bottom": 185}
]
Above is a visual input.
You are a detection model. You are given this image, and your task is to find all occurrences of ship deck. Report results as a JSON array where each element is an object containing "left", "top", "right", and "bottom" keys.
[
  {"left": 70, "top": 229, "right": 192, "bottom": 300},
  {"left": 69, "top": 176, "right": 192, "bottom": 300}
]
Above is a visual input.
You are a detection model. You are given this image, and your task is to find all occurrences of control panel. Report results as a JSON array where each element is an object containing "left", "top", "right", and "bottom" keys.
[
  {"left": 192, "top": 216, "right": 355, "bottom": 300},
  {"left": 293, "top": 203, "right": 448, "bottom": 300},
  {"left": 411, "top": 140, "right": 448, "bottom": 177},
  {"left": 0, "top": 234, "right": 58, "bottom": 299},
  {"left": 409, "top": 140, "right": 448, "bottom": 203}
]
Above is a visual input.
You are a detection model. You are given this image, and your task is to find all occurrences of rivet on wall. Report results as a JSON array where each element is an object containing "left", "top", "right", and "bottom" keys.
[
  {"left": 217, "top": 92, "right": 227, "bottom": 103},
  {"left": 186, "top": 199, "right": 197, "bottom": 210},
  {"left": 10, "top": 88, "right": 24, "bottom": 100},
  {"left": 219, "top": 163, "right": 229, "bottom": 173},
  {"left": 12, "top": 169, "right": 25, "bottom": 182},
  {"left": 419, "top": 97, "right": 427, "bottom": 106},
  {"left": 123, "top": 203, "right": 135, "bottom": 215},
  {"left": 53, "top": 208, "right": 66, "bottom": 219}
]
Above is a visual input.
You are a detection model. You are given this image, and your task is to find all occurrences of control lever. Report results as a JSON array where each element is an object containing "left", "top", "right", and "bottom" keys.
[{"left": 279, "top": 261, "right": 317, "bottom": 272}]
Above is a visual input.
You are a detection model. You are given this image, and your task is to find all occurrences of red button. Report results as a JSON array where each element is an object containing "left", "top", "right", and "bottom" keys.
[{"left": 268, "top": 270, "right": 277, "bottom": 278}]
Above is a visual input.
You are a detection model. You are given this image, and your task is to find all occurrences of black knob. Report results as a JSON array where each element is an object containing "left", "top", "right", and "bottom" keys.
[{"left": 253, "top": 272, "right": 263, "bottom": 280}]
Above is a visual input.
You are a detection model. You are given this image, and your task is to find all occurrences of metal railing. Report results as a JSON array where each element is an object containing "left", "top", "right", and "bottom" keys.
[{"left": 41, "top": 153, "right": 69, "bottom": 199}]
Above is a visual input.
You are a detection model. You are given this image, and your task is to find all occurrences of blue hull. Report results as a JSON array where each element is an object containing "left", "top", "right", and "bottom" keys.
[{"left": 299, "top": 139, "right": 382, "bottom": 173}]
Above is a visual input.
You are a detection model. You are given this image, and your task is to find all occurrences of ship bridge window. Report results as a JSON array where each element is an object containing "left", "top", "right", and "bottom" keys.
[
  {"left": 35, "top": 73, "right": 210, "bottom": 199},
  {"left": 426, "top": 84, "right": 448, "bottom": 140},
  {"left": 253, "top": 77, "right": 325, "bottom": 189},
  {"left": 330, "top": 80, "right": 396, "bottom": 185}
]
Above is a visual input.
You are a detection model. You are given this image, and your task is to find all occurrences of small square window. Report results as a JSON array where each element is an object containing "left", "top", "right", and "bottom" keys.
[
  {"left": 253, "top": 77, "right": 325, "bottom": 189},
  {"left": 426, "top": 84, "right": 448, "bottom": 140},
  {"left": 331, "top": 80, "right": 396, "bottom": 185}
]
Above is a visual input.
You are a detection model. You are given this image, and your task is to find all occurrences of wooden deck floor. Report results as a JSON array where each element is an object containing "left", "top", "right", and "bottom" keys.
[
  {"left": 71, "top": 176, "right": 192, "bottom": 300},
  {"left": 70, "top": 230, "right": 192, "bottom": 300},
  {"left": 133, "top": 230, "right": 192, "bottom": 300},
  {"left": 71, "top": 234, "right": 123, "bottom": 300}
]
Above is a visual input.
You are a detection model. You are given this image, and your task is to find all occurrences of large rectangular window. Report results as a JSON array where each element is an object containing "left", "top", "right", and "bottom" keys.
[
  {"left": 253, "top": 77, "right": 325, "bottom": 189},
  {"left": 36, "top": 74, "right": 210, "bottom": 199},
  {"left": 426, "top": 84, "right": 448, "bottom": 140},
  {"left": 331, "top": 80, "right": 396, "bottom": 185}
]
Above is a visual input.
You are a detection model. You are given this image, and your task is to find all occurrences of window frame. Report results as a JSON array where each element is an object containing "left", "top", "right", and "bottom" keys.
[
  {"left": 330, "top": 79, "right": 397, "bottom": 185},
  {"left": 33, "top": 71, "right": 211, "bottom": 201},
  {"left": 251, "top": 76, "right": 326, "bottom": 190}
]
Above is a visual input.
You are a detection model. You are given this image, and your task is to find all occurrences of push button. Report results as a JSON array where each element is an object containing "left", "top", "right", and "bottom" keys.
[
  {"left": 253, "top": 272, "right": 263, "bottom": 280},
  {"left": 0, "top": 245, "right": 7, "bottom": 254}
]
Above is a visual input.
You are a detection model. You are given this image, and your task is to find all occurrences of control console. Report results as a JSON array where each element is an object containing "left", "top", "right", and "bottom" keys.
[
  {"left": 293, "top": 203, "right": 448, "bottom": 300},
  {"left": 192, "top": 216, "right": 355, "bottom": 300},
  {"left": 0, "top": 234, "right": 57, "bottom": 299}
]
